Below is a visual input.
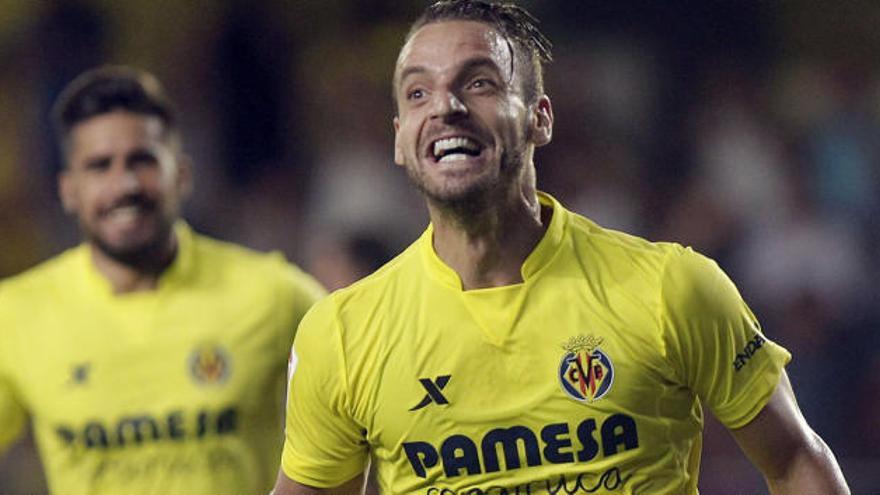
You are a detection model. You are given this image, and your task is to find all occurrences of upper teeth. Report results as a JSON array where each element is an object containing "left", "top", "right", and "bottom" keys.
[
  {"left": 433, "top": 137, "right": 479, "bottom": 158},
  {"left": 108, "top": 206, "right": 141, "bottom": 221}
]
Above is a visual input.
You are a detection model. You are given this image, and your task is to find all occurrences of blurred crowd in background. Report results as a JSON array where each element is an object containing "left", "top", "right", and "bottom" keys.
[{"left": 0, "top": 1, "right": 877, "bottom": 493}]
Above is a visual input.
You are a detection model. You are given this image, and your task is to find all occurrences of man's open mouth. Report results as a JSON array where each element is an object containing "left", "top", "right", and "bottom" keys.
[{"left": 429, "top": 136, "right": 484, "bottom": 163}]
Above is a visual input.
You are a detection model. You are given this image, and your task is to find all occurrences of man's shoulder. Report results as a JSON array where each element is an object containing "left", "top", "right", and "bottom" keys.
[
  {"left": 0, "top": 246, "right": 84, "bottom": 299},
  {"left": 189, "top": 231, "right": 303, "bottom": 279},
  {"left": 563, "top": 212, "right": 737, "bottom": 310},
  {"left": 190, "top": 230, "right": 278, "bottom": 264},
  {"left": 565, "top": 209, "right": 682, "bottom": 265},
  {"left": 188, "top": 230, "right": 325, "bottom": 299}
]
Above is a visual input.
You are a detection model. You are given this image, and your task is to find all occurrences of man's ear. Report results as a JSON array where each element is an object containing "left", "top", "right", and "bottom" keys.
[
  {"left": 175, "top": 153, "right": 194, "bottom": 200},
  {"left": 530, "top": 95, "right": 553, "bottom": 147},
  {"left": 393, "top": 116, "right": 405, "bottom": 166},
  {"left": 58, "top": 169, "right": 77, "bottom": 214}
]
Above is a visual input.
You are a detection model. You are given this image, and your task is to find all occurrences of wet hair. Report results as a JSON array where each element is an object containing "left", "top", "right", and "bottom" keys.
[
  {"left": 51, "top": 66, "right": 179, "bottom": 157},
  {"left": 398, "top": 0, "right": 552, "bottom": 106}
]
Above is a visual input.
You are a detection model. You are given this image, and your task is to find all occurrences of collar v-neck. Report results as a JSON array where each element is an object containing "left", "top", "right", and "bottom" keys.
[
  {"left": 418, "top": 192, "right": 568, "bottom": 346},
  {"left": 420, "top": 191, "right": 567, "bottom": 292},
  {"left": 75, "top": 221, "right": 196, "bottom": 303}
]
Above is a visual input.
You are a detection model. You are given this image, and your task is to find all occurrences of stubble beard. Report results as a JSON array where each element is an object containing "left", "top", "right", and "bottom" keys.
[
  {"left": 86, "top": 215, "right": 176, "bottom": 272},
  {"left": 407, "top": 144, "right": 527, "bottom": 223}
]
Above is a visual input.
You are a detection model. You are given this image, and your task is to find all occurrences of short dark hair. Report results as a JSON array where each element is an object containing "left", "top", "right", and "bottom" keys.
[
  {"left": 400, "top": 0, "right": 552, "bottom": 106},
  {"left": 52, "top": 66, "right": 178, "bottom": 155}
]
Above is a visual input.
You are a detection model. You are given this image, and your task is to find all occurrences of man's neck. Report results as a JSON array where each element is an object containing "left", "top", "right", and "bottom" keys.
[
  {"left": 89, "top": 237, "right": 177, "bottom": 294},
  {"left": 428, "top": 188, "right": 548, "bottom": 290}
]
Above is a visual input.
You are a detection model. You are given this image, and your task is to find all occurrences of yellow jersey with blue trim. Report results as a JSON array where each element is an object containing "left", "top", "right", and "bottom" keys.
[
  {"left": 281, "top": 192, "right": 790, "bottom": 494},
  {"left": 0, "top": 222, "right": 325, "bottom": 495}
]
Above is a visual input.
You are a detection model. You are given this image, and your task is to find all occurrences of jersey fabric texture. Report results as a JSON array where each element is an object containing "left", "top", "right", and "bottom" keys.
[
  {"left": 0, "top": 222, "right": 325, "bottom": 495},
  {"left": 281, "top": 192, "right": 791, "bottom": 494}
]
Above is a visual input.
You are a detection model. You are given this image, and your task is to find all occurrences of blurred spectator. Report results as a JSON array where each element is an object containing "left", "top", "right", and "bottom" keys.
[{"left": 308, "top": 232, "right": 394, "bottom": 291}]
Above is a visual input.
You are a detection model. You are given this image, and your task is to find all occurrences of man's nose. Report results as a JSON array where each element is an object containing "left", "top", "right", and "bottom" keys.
[
  {"left": 431, "top": 90, "right": 468, "bottom": 120},
  {"left": 110, "top": 161, "right": 143, "bottom": 194}
]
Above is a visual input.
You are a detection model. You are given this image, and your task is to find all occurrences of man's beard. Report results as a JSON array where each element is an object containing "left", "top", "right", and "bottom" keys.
[
  {"left": 407, "top": 143, "right": 527, "bottom": 220},
  {"left": 87, "top": 217, "right": 176, "bottom": 272}
]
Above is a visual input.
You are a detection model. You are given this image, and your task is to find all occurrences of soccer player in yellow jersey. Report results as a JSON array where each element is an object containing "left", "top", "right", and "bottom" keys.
[
  {"left": 0, "top": 66, "right": 325, "bottom": 494},
  {"left": 273, "top": 1, "right": 849, "bottom": 494}
]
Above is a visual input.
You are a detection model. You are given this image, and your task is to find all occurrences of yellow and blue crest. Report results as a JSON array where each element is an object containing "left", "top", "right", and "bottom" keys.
[
  {"left": 558, "top": 335, "right": 614, "bottom": 403},
  {"left": 188, "top": 344, "right": 231, "bottom": 385}
]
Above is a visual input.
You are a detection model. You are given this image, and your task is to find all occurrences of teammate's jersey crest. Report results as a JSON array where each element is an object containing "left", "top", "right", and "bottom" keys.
[
  {"left": 189, "top": 344, "right": 231, "bottom": 385},
  {"left": 558, "top": 335, "right": 614, "bottom": 403}
]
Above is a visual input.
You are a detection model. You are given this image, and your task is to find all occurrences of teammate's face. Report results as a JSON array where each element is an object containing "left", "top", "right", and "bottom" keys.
[
  {"left": 393, "top": 20, "right": 552, "bottom": 206},
  {"left": 59, "top": 110, "right": 190, "bottom": 265}
]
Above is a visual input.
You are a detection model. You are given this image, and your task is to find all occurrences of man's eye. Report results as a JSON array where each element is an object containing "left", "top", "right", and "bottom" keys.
[
  {"left": 129, "top": 151, "right": 158, "bottom": 167},
  {"left": 84, "top": 158, "right": 111, "bottom": 172},
  {"left": 469, "top": 79, "right": 493, "bottom": 90},
  {"left": 407, "top": 88, "right": 425, "bottom": 100}
]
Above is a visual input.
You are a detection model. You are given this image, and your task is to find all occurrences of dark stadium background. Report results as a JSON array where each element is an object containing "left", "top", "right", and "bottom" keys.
[{"left": 0, "top": 1, "right": 877, "bottom": 493}]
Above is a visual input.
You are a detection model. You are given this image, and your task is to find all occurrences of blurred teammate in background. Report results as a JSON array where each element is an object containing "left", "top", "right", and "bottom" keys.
[
  {"left": 0, "top": 66, "right": 325, "bottom": 494},
  {"left": 272, "top": 1, "right": 849, "bottom": 494}
]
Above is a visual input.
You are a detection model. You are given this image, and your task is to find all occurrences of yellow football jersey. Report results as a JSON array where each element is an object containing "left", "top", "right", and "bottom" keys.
[
  {"left": 282, "top": 192, "right": 790, "bottom": 494},
  {"left": 0, "top": 223, "right": 325, "bottom": 494}
]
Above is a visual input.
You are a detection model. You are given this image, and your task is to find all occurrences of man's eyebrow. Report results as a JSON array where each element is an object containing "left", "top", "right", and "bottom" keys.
[
  {"left": 82, "top": 155, "right": 111, "bottom": 170},
  {"left": 398, "top": 57, "right": 505, "bottom": 87},
  {"left": 397, "top": 65, "right": 428, "bottom": 88},
  {"left": 127, "top": 148, "right": 158, "bottom": 163},
  {"left": 457, "top": 57, "right": 505, "bottom": 79}
]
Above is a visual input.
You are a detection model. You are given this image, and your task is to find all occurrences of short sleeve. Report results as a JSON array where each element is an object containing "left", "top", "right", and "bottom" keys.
[
  {"left": 281, "top": 297, "right": 368, "bottom": 487},
  {"left": 659, "top": 246, "right": 791, "bottom": 429}
]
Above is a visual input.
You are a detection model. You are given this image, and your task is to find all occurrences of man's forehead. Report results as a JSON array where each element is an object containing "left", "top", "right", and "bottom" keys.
[
  {"left": 68, "top": 112, "right": 166, "bottom": 157},
  {"left": 396, "top": 20, "right": 511, "bottom": 80},
  {"left": 72, "top": 112, "right": 163, "bottom": 141}
]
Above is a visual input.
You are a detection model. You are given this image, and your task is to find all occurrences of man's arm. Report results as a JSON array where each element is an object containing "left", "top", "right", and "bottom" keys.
[
  {"left": 271, "top": 471, "right": 365, "bottom": 495},
  {"left": 729, "top": 370, "right": 849, "bottom": 494}
]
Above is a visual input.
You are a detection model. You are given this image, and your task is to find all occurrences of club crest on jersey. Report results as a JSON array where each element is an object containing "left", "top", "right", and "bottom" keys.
[
  {"left": 559, "top": 335, "right": 614, "bottom": 403},
  {"left": 189, "top": 345, "right": 231, "bottom": 385}
]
